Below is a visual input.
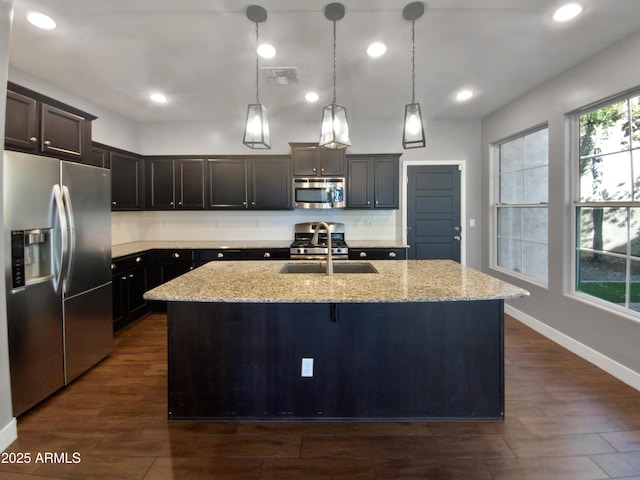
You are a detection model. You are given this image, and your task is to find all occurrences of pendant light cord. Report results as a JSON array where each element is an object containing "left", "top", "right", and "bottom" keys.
[
  {"left": 332, "top": 20, "right": 337, "bottom": 104},
  {"left": 255, "top": 22, "right": 260, "bottom": 104},
  {"left": 411, "top": 19, "right": 416, "bottom": 104}
]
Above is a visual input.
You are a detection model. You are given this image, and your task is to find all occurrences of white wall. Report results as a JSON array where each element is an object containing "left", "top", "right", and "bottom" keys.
[
  {"left": 481, "top": 29, "right": 640, "bottom": 381},
  {"left": 0, "top": 0, "right": 18, "bottom": 452}
]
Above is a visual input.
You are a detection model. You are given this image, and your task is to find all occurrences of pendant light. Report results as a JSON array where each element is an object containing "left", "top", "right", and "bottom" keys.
[
  {"left": 402, "top": 2, "right": 426, "bottom": 149},
  {"left": 319, "top": 3, "right": 350, "bottom": 150},
  {"left": 243, "top": 5, "right": 271, "bottom": 149}
]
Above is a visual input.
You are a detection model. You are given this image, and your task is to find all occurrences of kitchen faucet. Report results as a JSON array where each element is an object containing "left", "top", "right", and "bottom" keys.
[{"left": 311, "top": 221, "right": 333, "bottom": 276}]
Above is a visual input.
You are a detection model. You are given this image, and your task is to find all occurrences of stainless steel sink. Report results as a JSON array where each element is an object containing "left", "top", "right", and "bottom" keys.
[{"left": 279, "top": 262, "right": 378, "bottom": 274}]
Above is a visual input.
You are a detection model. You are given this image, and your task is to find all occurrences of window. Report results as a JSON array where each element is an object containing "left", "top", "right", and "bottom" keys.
[
  {"left": 576, "top": 93, "right": 640, "bottom": 312},
  {"left": 495, "top": 127, "right": 549, "bottom": 283}
]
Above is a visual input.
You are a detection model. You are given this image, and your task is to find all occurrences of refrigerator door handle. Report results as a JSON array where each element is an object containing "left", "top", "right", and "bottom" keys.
[
  {"left": 61, "top": 185, "right": 76, "bottom": 294},
  {"left": 52, "top": 184, "right": 69, "bottom": 294}
]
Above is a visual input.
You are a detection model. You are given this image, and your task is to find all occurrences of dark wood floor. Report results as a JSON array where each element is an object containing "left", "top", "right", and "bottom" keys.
[{"left": 2, "top": 313, "right": 640, "bottom": 479}]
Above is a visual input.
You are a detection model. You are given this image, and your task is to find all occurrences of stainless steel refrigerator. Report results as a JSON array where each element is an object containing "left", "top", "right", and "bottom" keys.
[{"left": 4, "top": 150, "right": 112, "bottom": 416}]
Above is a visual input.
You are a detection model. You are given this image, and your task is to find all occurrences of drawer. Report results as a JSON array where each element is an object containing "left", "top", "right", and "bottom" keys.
[
  {"left": 243, "top": 248, "right": 290, "bottom": 260},
  {"left": 348, "top": 248, "right": 407, "bottom": 260},
  {"left": 196, "top": 249, "right": 244, "bottom": 263},
  {"left": 154, "top": 249, "right": 195, "bottom": 263}
]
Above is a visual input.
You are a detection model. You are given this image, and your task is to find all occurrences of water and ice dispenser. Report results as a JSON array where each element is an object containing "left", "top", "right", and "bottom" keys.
[{"left": 11, "top": 229, "right": 53, "bottom": 290}]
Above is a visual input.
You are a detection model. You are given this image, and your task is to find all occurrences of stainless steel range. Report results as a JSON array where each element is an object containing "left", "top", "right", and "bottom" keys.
[{"left": 290, "top": 222, "right": 348, "bottom": 260}]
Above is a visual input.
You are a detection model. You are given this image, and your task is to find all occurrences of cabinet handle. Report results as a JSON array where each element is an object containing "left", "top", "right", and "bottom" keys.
[
  {"left": 264, "top": 252, "right": 271, "bottom": 258},
  {"left": 359, "top": 251, "right": 367, "bottom": 258},
  {"left": 44, "top": 140, "right": 51, "bottom": 146},
  {"left": 111, "top": 263, "right": 116, "bottom": 270},
  {"left": 29, "top": 137, "right": 37, "bottom": 143},
  {"left": 217, "top": 252, "right": 224, "bottom": 258},
  {"left": 454, "top": 236, "right": 461, "bottom": 241},
  {"left": 121, "top": 276, "right": 127, "bottom": 281},
  {"left": 170, "top": 201, "right": 174, "bottom": 206},
  {"left": 112, "top": 201, "right": 117, "bottom": 206},
  {"left": 135, "top": 257, "right": 142, "bottom": 263},
  {"left": 367, "top": 201, "right": 370, "bottom": 205},
  {"left": 388, "top": 251, "right": 396, "bottom": 258},
  {"left": 128, "top": 273, "right": 134, "bottom": 278},
  {"left": 178, "top": 201, "right": 183, "bottom": 206},
  {"left": 172, "top": 253, "right": 180, "bottom": 258},
  {"left": 251, "top": 201, "right": 255, "bottom": 206}
]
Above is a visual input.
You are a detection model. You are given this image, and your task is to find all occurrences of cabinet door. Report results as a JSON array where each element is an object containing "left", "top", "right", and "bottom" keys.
[
  {"left": 40, "top": 103, "right": 86, "bottom": 161},
  {"left": 318, "top": 147, "right": 345, "bottom": 176},
  {"left": 374, "top": 157, "right": 399, "bottom": 209},
  {"left": 5, "top": 90, "right": 38, "bottom": 152},
  {"left": 207, "top": 159, "right": 248, "bottom": 209},
  {"left": 250, "top": 158, "right": 291, "bottom": 209},
  {"left": 127, "top": 264, "right": 148, "bottom": 317},
  {"left": 146, "top": 159, "right": 175, "bottom": 209},
  {"left": 292, "top": 146, "right": 317, "bottom": 176},
  {"left": 176, "top": 159, "right": 205, "bottom": 209},
  {"left": 111, "top": 152, "right": 144, "bottom": 210},
  {"left": 347, "top": 158, "right": 372, "bottom": 208},
  {"left": 111, "top": 267, "right": 127, "bottom": 329},
  {"left": 90, "top": 146, "right": 110, "bottom": 168}
]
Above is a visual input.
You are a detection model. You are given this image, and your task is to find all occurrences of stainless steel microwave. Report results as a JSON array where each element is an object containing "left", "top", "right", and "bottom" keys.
[{"left": 293, "top": 177, "right": 346, "bottom": 209}]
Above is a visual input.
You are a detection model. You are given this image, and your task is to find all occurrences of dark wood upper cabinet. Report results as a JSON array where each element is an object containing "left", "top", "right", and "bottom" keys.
[
  {"left": 111, "top": 151, "right": 144, "bottom": 211},
  {"left": 5, "top": 82, "right": 95, "bottom": 163},
  {"left": 90, "top": 145, "right": 110, "bottom": 168},
  {"left": 250, "top": 157, "right": 292, "bottom": 209},
  {"left": 290, "top": 142, "right": 345, "bottom": 177},
  {"left": 5, "top": 90, "right": 38, "bottom": 152},
  {"left": 346, "top": 154, "right": 400, "bottom": 209},
  {"left": 207, "top": 159, "right": 248, "bottom": 209},
  {"left": 207, "top": 157, "right": 291, "bottom": 210},
  {"left": 146, "top": 158, "right": 206, "bottom": 210}
]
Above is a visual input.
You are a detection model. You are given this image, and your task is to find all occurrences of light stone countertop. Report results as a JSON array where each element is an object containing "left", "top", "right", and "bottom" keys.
[
  {"left": 112, "top": 240, "right": 407, "bottom": 258},
  {"left": 144, "top": 259, "right": 529, "bottom": 304}
]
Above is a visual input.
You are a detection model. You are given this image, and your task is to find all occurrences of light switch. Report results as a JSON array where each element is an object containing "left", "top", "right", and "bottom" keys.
[{"left": 301, "top": 358, "right": 314, "bottom": 377}]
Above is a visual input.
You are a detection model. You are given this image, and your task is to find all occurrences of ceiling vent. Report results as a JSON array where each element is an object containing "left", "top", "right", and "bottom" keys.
[{"left": 261, "top": 67, "right": 300, "bottom": 86}]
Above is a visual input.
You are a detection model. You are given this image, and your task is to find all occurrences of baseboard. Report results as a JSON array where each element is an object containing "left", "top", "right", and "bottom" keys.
[
  {"left": 0, "top": 417, "right": 17, "bottom": 452},
  {"left": 505, "top": 304, "right": 640, "bottom": 392}
]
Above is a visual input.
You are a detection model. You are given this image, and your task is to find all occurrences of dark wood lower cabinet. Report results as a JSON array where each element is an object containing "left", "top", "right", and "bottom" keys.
[
  {"left": 111, "top": 254, "right": 149, "bottom": 332},
  {"left": 167, "top": 299, "right": 504, "bottom": 420}
]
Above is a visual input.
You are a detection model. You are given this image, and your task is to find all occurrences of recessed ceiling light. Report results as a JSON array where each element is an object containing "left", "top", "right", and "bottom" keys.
[
  {"left": 257, "top": 44, "right": 276, "bottom": 59},
  {"left": 27, "top": 11, "right": 56, "bottom": 30},
  {"left": 305, "top": 92, "right": 320, "bottom": 103},
  {"left": 367, "top": 42, "right": 387, "bottom": 58},
  {"left": 149, "top": 92, "right": 168, "bottom": 104},
  {"left": 553, "top": 3, "right": 583, "bottom": 22},
  {"left": 455, "top": 89, "right": 474, "bottom": 102}
]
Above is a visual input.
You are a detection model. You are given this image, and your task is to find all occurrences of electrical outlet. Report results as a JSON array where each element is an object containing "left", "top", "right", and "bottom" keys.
[{"left": 301, "top": 358, "right": 313, "bottom": 377}]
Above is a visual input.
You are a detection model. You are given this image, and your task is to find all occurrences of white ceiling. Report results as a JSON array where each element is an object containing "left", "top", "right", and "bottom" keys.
[{"left": 7, "top": 0, "right": 640, "bottom": 126}]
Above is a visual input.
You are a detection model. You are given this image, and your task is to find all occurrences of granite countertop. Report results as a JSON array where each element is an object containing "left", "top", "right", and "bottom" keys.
[
  {"left": 112, "top": 240, "right": 408, "bottom": 258},
  {"left": 144, "top": 259, "right": 529, "bottom": 304}
]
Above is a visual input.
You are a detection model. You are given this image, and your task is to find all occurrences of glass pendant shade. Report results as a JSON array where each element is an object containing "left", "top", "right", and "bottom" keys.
[
  {"left": 243, "top": 103, "right": 270, "bottom": 149},
  {"left": 402, "top": 102, "right": 425, "bottom": 149},
  {"left": 320, "top": 102, "right": 350, "bottom": 149}
]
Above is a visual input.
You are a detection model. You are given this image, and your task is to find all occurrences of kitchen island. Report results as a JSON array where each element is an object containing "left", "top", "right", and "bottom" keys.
[{"left": 145, "top": 260, "right": 528, "bottom": 421}]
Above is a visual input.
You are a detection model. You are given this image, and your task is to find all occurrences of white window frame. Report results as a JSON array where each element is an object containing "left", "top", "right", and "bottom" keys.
[
  {"left": 491, "top": 123, "right": 549, "bottom": 287},
  {"left": 570, "top": 87, "right": 640, "bottom": 317}
]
